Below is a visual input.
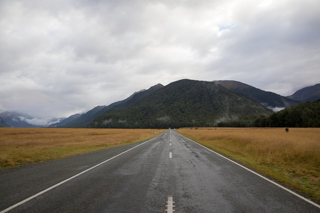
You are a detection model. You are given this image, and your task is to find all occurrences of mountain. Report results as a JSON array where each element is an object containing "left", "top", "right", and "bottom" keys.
[
  {"left": 117, "top": 83, "right": 164, "bottom": 108},
  {"left": 214, "top": 80, "right": 300, "bottom": 111},
  {"left": 287, "top": 83, "right": 320, "bottom": 102},
  {"left": 89, "top": 79, "right": 272, "bottom": 128},
  {"left": 49, "top": 113, "right": 82, "bottom": 127},
  {"left": 0, "top": 111, "right": 38, "bottom": 127},
  {"left": 63, "top": 83, "right": 164, "bottom": 128},
  {"left": 254, "top": 99, "right": 320, "bottom": 127},
  {"left": 0, "top": 117, "right": 10, "bottom": 127},
  {"left": 63, "top": 106, "right": 108, "bottom": 128}
]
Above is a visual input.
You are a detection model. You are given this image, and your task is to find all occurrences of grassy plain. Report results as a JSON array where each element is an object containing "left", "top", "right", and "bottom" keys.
[
  {"left": 178, "top": 128, "right": 320, "bottom": 203},
  {"left": 0, "top": 128, "right": 164, "bottom": 170}
]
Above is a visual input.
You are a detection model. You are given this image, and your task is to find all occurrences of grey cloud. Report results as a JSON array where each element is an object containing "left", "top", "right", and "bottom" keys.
[
  {"left": 0, "top": 0, "right": 319, "bottom": 120},
  {"left": 205, "top": 0, "right": 320, "bottom": 94}
]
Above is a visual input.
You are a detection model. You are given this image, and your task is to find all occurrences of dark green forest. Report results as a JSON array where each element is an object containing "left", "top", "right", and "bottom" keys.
[
  {"left": 89, "top": 80, "right": 271, "bottom": 128},
  {"left": 254, "top": 99, "right": 320, "bottom": 127}
]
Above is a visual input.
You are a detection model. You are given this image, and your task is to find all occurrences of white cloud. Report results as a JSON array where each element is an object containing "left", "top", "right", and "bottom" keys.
[{"left": 268, "top": 107, "right": 285, "bottom": 113}]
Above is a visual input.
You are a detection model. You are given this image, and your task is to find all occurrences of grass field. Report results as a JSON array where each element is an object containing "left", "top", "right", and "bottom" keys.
[
  {"left": 178, "top": 127, "right": 320, "bottom": 203},
  {"left": 0, "top": 128, "right": 164, "bottom": 170}
]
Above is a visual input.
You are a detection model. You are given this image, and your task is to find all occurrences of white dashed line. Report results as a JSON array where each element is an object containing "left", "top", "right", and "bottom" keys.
[
  {"left": 169, "top": 152, "right": 172, "bottom": 159},
  {"left": 166, "top": 196, "right": 175, "bottom": 213}
]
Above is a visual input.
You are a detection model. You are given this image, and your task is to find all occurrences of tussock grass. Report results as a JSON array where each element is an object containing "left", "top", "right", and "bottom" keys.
[
  {"left": 0, "top": 128, "right": 164, "bottom": 169},
  {"left": 178, "top": 128, "right": 320, "bottom": 203}
]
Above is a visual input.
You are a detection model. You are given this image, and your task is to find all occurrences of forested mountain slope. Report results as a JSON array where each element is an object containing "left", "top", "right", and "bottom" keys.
[{"left": 90, "top": 79, "right": 272, "bottom": 128}]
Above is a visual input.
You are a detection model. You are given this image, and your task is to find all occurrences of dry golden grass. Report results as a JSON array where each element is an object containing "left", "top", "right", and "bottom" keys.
[
  {"left": 178, "top": 127, "right": 320, "bottom": 202},
  {"left": 0, "top": 128, "right": 164, "bottom": 170}
]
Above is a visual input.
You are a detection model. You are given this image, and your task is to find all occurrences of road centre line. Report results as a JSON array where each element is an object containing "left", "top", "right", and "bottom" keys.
[
  {"left": 166, "top": 196, "right": 175, "bottom": 213},
  {"left": 0, "top": 134, "right": 162, "bottom": 213},
  {"left": 178, "top": 133, "right": 320, "bottom": 209}
]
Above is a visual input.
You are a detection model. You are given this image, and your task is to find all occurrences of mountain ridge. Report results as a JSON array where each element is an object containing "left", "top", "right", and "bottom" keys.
[
  {"left": 287, "top": 83, "right": 320, "bottom": 102},
  {"left": 2, "top": 80, "right": 318, "bottom": 128},
  {"left": 90, "top": 79, "right": 272, "bottom": 128},
  {"left": 62, "top": 83, "right": 164, "bottom": 128},
  {"left": 0, "top": 111, "right": 39, "bottom": 127},
  {"left": 49, "top": 113, "right": 83, "bottom": 127},
  {"left": 214, "top": 80, "right": 301, "bottom": 110}
]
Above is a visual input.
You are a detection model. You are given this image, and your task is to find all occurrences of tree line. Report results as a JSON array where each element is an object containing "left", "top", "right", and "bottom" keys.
[{"left": 254, "top": 99, "right": 320, "bottom": 127}]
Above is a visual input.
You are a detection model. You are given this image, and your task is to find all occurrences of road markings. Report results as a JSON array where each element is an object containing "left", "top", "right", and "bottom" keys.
[
  {"left": 166, "top": 196, "right": 175, "bottom": 213},
  {"left": 178, "top": 133, "right": 320, "bottom": 209},
  {"left": 0, "top": 135, "right": 163, "bottom": 213},
  {"left": 170, "top": 143, "right": 172, "bottom": 146},
  {"left": 169, "top": 152, "right": 172, "bottom": 159}
]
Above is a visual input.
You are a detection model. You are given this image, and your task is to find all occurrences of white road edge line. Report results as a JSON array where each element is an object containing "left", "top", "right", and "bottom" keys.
[
  {"left": 166, "top": 196, "right": 175, "bottom": 213},
  {"left": 0, "top": 135, "right": 161, "bottom": 213},
  {"left": 178, "top": 133, "right": 320, "bottom": 209}
]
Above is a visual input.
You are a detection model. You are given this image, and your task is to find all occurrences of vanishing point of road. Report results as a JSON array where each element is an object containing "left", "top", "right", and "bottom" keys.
[{"left": 0, "top": 130, "right": 319, "bottom": 212}]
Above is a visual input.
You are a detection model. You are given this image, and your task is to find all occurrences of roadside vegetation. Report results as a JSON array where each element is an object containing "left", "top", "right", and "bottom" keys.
[
  {"left": 178, "top": 128, "right": 320, "bottom": 203},
  {"left": 0, "top": 128, "right": 164, "bottom": 170}
]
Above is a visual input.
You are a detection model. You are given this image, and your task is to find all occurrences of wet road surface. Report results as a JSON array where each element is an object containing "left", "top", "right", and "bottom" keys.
[{"left": 1, "top": 130, "right": 319, "bottom": 212}]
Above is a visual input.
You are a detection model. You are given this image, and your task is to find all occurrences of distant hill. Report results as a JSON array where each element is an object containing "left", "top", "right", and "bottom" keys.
[
  {"left": 0, "top": 117, "right": 10, "bottom": 127},
  {"left": 0, "top": 111, "right": 38, "bottom": 127},
  {"left": 49, "top": 113, "right": 82, "bottom": 127},
  {"left": 254, "top": 99, "right": 320, "bottom": 127},
  {"left": 63, "top": 83, "right": 164, "bottom": 128},
  {"left": 215, "top": 80, "right": 300, "bottom": 110},
  {"left": 287, "top": 83, "right": 320, "bottom": 102},
  {"left": 63, "top": 106, "right": 108, "bottom": 128},
  {"left": 90, "top": 79, "right": 272, "bottom": 128}
]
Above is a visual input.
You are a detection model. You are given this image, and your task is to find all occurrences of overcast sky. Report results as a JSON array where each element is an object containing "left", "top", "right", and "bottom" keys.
[{"left": 1, "top": 0, "right": 320, "bottom": 123}]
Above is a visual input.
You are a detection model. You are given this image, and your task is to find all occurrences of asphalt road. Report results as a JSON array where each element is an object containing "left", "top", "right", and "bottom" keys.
[{"left": 0, "top": 130, "right": 319, "bottom": 212}]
